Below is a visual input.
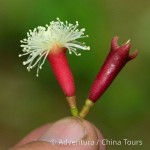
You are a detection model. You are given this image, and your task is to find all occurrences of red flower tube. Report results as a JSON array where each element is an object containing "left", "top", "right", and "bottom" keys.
[
  {"left": 47, "top": 45, "right": 78, "bottom": 116},
  {"left": 47, "top": 46, "right": 74, "bottom": 97},
  {"left": 79, "top": 36, "right": 138, "bottom": 118}
]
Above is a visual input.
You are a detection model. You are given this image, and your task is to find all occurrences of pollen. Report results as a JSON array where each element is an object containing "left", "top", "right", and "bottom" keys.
[{"left": 20, "top": 18, "right": 90, "bottom": 77}]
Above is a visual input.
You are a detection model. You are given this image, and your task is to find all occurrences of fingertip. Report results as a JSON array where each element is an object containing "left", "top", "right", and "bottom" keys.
[
  {"left": 12, "top": 117, "right": 106, "bottom": 150},
  {"left": 79, "top": 119, "right": 106, "bottom": 150}
]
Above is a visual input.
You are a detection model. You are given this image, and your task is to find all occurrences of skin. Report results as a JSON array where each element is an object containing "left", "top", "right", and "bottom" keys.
[{"left": 11, "top": 117, "right": 106, "bottom": 150}]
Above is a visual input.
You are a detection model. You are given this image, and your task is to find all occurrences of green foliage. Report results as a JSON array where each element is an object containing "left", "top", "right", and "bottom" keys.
[{"left": 0, "top": 0, "right": 149, "bottom": 149}]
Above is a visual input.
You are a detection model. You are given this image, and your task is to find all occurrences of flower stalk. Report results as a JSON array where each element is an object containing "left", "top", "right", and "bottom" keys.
[{"left": 79, "top": 36, "right": 138, "bottom": 118}]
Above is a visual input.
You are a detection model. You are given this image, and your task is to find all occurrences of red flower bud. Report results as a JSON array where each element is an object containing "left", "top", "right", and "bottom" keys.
[
  {"left": 79, "top": 36, "right": 138, "bottom": 118},
  {"left": 89, "top": 36, "right": 138, "bottom": 102}
]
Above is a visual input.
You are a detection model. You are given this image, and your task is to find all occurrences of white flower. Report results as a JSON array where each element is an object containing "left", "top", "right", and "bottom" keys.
[{"left": 19, "top": 18, "right": 90, "bottom": 77}]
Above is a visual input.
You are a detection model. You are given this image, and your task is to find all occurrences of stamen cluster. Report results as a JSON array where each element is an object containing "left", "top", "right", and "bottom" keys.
[{"left": 19, "top": 18, "right": 90, "bottom": 76}]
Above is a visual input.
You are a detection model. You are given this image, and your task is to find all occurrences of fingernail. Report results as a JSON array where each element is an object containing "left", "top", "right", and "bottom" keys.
[{"left": 38, "top": 117, "right": 86, "bottom": 144}]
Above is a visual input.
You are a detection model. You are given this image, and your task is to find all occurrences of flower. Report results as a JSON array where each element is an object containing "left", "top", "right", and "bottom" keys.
[
  {"left": 79, "top": 36, "right": 138, "bottom": 118},
  {"left": 88, "top": 36, "right": 138, "bottom": 102},
  {"left": 19, "top": 18, "right": 90, "bottom": 117},
  {"left": 19, "top": 18, "right": 90, "bottom": 77}
]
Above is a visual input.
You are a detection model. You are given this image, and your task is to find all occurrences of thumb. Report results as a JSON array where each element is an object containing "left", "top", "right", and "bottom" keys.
[{"left": 12, "top": 117, "right": 105, "bottom": 150}]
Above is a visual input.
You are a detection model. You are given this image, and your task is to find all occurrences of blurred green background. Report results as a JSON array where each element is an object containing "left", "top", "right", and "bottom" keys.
[{"left": 0, "top": 0, "right": 150, "bottom": 149}]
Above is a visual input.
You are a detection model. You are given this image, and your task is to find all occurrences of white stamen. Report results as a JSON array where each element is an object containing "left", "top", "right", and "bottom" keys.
[{"left": 20, "top": 18, "right": 90, "bottom": 76}]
